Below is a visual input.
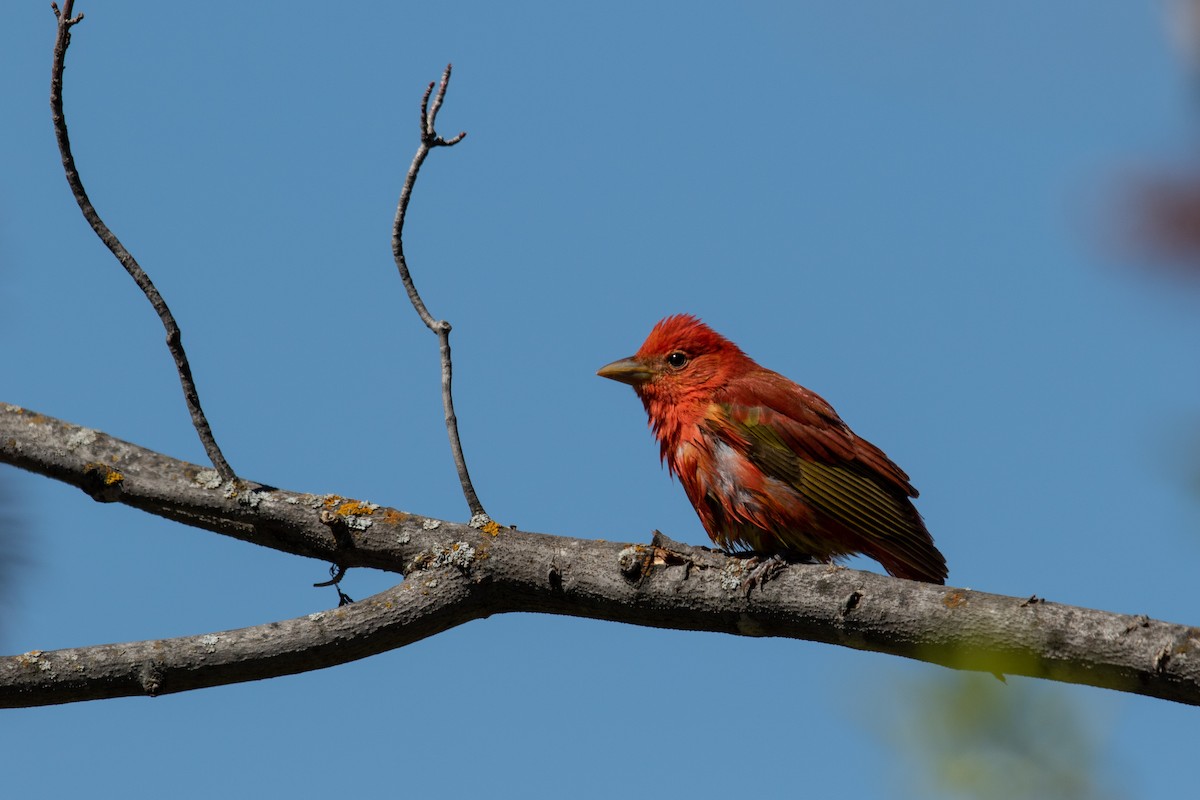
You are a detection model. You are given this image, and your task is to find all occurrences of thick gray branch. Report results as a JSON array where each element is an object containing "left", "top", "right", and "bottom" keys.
[
  {"left": 2, "top": 573, "right": 481, "bottom": 707},
  {"left": 2, "top": 403, "right": 1197, "bottom": 708}
]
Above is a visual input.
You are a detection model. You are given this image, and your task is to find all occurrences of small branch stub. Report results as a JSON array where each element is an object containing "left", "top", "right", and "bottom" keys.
[{"left": 81, "top": 462, "right": 124, "bottom": 503}]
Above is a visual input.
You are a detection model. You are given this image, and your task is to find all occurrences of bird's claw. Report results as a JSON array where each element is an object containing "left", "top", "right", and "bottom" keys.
[{"left": 740, "top": 553, "right": 790, "bottom": 597}]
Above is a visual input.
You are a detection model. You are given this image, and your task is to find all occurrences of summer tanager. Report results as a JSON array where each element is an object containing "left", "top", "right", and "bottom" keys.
[{"left": 598, "top": 314, "right": 947, "bottom": 584}]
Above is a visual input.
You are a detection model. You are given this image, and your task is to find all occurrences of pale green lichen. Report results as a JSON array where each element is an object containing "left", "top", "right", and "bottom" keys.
[
  {"left": 194, "top": 469, "right": 222, "bottom": 490},
  {"left": 293, "top": 493, "right": 336, "bottom": 509},
  {"left": 66, "top": 428, "right": 97, "bottom": 449},
  {"left": 720, "top": 562, "right": 746, "bottom": 591},
  {"left": 411, "top": 542, "right": 476, "bottom": 572},
  {"left": 238, "top": 491, "right": 263, "bottom": 510},
  {"left": 345, "top": 516, "right": 373, "bottom": 531},
  {"left": 18, "top": 651, "right": 54, "bottom": 674},
  {"left": 421, "top": 518, "right": 441, "bottom": 530},
  {"left": 433, "top": 541, "right": 476, "bottom": 569}
]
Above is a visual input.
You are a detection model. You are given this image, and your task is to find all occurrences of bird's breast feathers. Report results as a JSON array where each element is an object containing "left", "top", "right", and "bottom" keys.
[{"left": 671, "top": 420, "right": 812, "bottom": 549}]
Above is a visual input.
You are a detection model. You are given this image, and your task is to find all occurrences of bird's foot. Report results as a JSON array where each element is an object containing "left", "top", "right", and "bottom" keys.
[{"left": 739, "top": 553, "right": 791, "bottom": 597}]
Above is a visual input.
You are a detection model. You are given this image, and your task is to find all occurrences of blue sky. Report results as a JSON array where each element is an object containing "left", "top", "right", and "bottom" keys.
[{"left": 3, "top": 2, "right": 1199, "bottom": 797}]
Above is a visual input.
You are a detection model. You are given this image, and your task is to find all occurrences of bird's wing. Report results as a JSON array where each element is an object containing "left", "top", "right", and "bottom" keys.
[
  {"left": 715, "top": 368, "right": 918, "bottom": 495},
  {"left": 703, "top": 386, "right": 944, "bottom": 582}
]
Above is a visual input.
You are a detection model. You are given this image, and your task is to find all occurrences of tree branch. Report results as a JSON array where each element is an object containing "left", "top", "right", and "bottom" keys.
[
  {"left": 49, "top": 1, "right": 235, "bottom": 482},
  {"left": 390, "top": 64, "right": 486, "bottom": 525},
  {"left": 0, "top": 573, "right": 480, "bottom": 707},
  {"left": 3, "top": 403, "right": 1197, "bottom": 708}
]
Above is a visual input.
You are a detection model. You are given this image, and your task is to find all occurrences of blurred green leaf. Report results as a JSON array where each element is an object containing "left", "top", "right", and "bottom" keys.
[{"left": 872, "top": 670, "right": 1125, "bottom": 800}]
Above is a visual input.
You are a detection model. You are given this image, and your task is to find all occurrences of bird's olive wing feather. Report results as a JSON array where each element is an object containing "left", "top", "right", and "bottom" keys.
[
  {"left": 713, "top": 368, "right": 919, "bottom": 496},
  {"left": 703, "top": 402, "right": 945, "bottom": 582}
]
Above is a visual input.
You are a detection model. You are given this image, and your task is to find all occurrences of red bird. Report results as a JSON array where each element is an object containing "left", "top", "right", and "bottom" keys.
[{"left": 598, "top": 314, "right": 947, "bottom": 584}]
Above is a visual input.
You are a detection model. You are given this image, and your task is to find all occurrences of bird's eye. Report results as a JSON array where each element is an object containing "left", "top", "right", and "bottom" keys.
[{"left": 666, "top": 351, "right": 689, "bottom": 369}]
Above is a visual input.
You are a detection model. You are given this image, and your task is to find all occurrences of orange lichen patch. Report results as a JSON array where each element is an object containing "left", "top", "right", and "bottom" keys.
[
  {"left": 318, "top": 495, "right": 378, "bottom": 517},
  {"left": 383, "top": 509, "right": 409, "bottom": 525},
  {"left": 942, "top": 591, "right": 967, "bottom": 609},
  {"left": 15, "top": 651, "right": 45, "bottom": 672},
  {"left": 84, "top": 462, "right": 124, "bottom": 486},
  {"left": 334, "top": 500, "right": 377, "bottom": 517},
  {"left": 481, "top": 520, "right": 501, "bottom": 536}
]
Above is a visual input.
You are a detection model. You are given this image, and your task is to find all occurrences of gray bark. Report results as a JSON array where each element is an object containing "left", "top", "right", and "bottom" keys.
[{"left": 2, "top": 402, "right": 1197, "bottom": 708}]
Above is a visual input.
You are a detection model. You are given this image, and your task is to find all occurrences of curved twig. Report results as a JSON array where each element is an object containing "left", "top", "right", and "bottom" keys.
[
  {"left": 2, "top": 403, "right": 1199, "bottom": 708},
  {"left": 312, "top": 563, "right": 348, "bottom": 589},
  {"left": 390, "top": 64, "right": 487, "bottom": 524},
  {"left": 49, "top": 2, "right": 235, "bottom": 482}
]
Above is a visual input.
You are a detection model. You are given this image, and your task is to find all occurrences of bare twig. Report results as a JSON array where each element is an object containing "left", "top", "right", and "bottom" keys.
[
  {"left": 390, "top": 64, "right": 487, "bottom": 524},
  {"left": 49, "top": 2, "right": 235, "bottom": 482},
  {"left": 312, "top": 564, "right": 348, "bottom": 588},
  {"left": 2, "top": 403, "right": 1200, "bottom": 708},
  {"left": 315, "top": 511, "right": 355, "bottom": 604}
]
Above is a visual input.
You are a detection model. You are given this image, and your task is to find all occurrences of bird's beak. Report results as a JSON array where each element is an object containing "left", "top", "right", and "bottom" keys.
[{"left": 597, "top": 357, "right": 654, "bottom": 386}]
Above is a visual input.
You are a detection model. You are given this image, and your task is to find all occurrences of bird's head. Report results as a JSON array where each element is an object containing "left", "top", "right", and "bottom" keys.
[{"left": 597, "top": 314, "right": 749, "bottom": 408}]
